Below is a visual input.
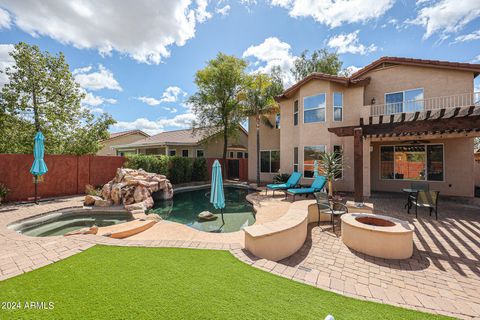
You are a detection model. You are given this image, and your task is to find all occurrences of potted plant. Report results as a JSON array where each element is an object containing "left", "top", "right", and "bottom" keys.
[
  {"left": 319, "top": 151, "right": 344, "bottom": 197},
  {"left": 0, "top": 183, "right": 9, "bottom": 205}
]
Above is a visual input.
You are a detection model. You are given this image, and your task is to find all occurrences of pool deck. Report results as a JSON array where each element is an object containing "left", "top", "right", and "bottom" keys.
[{"left": 1, "top": 193, "right": 480, "bottom": 319}]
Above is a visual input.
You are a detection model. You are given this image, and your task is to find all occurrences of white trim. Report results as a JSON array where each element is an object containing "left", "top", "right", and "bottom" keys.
[
  {"left": 260, "top": 149, "right": 280, "bottom": 174},
  {"left": 379, "top": 143, "right": 445, "bottom": 182},
  {"left": 333, "top": 92, "right": 343, "bottom": 122},
  {"left": 303, "top": 93, "right": 326, "bottom": 124}
]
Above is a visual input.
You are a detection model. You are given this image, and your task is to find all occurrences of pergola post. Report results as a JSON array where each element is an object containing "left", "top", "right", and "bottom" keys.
[{"left": 354, "top": 128, "right": 363, "bottom": 204}]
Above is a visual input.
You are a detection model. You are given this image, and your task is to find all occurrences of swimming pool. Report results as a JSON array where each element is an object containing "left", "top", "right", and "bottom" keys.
[
  {"left": 149, "top": 186, "right": 255, "bottom": 233},
  {"left": 9, "top": 209, "right": 133, "bottom": 237}
]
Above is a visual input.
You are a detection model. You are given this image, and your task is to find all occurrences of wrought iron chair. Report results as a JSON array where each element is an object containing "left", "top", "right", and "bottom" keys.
[
  {"left": 314, "top": 192, "right": 348, "bottom": 233},
  {"left": 408, "top": 190, "right": 439, "bottom": 220}
]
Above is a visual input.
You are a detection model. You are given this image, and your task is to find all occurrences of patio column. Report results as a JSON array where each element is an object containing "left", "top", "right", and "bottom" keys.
[
  {"left": 363, "top": 137, "right": 371, "bottom": 198},
  {"left": 354, "top": 128, "right": 363, "bottom": 203}
]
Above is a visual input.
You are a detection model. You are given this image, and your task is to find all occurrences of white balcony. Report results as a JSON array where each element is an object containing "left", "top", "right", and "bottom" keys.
[{"left": 369, "top": 92, "right": 480, "bottom": 117}]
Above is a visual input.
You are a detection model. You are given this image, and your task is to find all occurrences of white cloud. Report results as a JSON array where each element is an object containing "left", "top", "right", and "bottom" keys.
[
  {"left": 163, "top": 107, "right": 178, "bottom": 113},
  {"left": 341, "top": 65, "right": 362, "bottom": 76},
  {"left": 0, "top": 0, "right": 212, "bottom": 64},
  {"left": 270, "top": 0, "right": 394, "bottom": 28},
  {"left": 242, "top": 37, "right": 296, "bottom": 86},
  {"left": 473, "top": 55, "right": 480, "bottom": 63},
  {"left": 408, "top": 0, "right": 480, "bottom": 39},
  {"left": 113, "top": 113, "right": 196, "bottom": 135},
  {"left": 136, "top": 86, "right": 187, "bottom": 106},
  {"left": 215, "top": 5, "right": 231, "bottom": 16},
  {"left": 0, "top": 43, "right": 14, "bottom": 86},
  {"left": 0, "top": 7, "right": 11, "bottom": 29},
  {"left": 74, "top": 64, "right": 122, "bottom": 91},
  {"left": 81, "top": 90, "right": 117, "bottom": 107},
  {"left": 327, "top": 30, "right": 377, "bottom": 55},
  {"left": 195, "top": 0, "right": 212, "bottom": 23},
  {"left": 454, "top": 29, "right": 480, "bottom": 43}
]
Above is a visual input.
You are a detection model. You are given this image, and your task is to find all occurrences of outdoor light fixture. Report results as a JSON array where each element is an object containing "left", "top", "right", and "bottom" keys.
[{"left": 371, "top": 97, "right": 376, "bottom": 105}]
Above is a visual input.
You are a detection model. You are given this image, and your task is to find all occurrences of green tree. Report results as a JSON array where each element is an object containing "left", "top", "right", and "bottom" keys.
[
  {"left": 291, "top": 49, "right": 343, "bottom": 81},
  {"left": 319, "top": 151, "right": 344, "bottom": 197},
  {"left": 0, "top": 42, "right": 115, "bottom": 155},
  {"left": 188, "top": 53, "right": 247, "bottom": 173},
  {"left": 242, "top": 73, "right": 281, "bottom": 185}
]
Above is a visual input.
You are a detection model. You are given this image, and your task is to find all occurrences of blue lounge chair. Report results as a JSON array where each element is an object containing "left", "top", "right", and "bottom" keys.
[
  {"left": 286, "top": 175, "right": 327, "bottom": 201},
  {"left": 265, "top": 172, "right": 302, "bottom": 197}
]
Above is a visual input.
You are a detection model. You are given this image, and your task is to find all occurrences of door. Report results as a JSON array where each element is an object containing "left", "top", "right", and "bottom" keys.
[{"left": 227, "top": 159, "right": 240, "bottom": 180}]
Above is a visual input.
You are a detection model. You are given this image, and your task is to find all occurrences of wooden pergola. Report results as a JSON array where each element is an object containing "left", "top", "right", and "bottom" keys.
[{"left": 328, "top": 106, "right": 480, "bottom": 203}]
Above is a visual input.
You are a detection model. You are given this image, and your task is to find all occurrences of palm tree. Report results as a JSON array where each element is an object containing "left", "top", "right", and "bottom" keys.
[
  {"left": 242, "top": 73, "right": 281, "bottom": 186},
  {"left": 319, "top": 151, "right": 344, "bottom": 197}
]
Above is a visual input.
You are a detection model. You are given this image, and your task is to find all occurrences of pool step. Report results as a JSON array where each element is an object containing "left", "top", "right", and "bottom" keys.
[{"left": 96, "top": 220, "right": 158, "bottom": 239}]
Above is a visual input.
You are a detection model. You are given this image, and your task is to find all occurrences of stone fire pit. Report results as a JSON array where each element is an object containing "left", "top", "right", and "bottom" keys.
[{"left": 341, "top": 213, "right": 414, "bottom": 260}]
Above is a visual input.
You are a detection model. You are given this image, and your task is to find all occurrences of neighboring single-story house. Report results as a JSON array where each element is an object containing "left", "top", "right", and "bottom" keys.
[
  {"left": 113, "top": 127, "right": 248, "bottom": 159},
  {"left": 97, "top": 130, "right": 149, "bottom": 156},
  {"left": 249, "top": 56, "right": 480, "bottom": 199}
]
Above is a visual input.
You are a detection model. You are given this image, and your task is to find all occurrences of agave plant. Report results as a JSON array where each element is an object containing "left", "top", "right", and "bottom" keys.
[{"left": 319, "top": 151, "right": 344, "bottom": 197}]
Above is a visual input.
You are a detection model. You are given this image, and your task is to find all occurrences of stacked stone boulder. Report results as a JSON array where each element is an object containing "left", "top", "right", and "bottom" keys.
[{"left": 86, "top": 168, "right": 173, "bottom": 212}]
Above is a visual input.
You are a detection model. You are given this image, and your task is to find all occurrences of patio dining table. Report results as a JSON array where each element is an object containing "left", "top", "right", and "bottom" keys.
[{"left": 402, "top": 188, "right": 419, "bottom": 209}]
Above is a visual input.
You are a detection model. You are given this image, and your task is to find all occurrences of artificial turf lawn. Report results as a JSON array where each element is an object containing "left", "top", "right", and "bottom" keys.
[{"left": 0, "top": 246, "right": 449, "bottom": 320}]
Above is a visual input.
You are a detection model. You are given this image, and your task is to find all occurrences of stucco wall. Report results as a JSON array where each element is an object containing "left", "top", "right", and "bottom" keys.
[
  {"left": 362, "top": 64, "right": 474, "bottom": 106},
  {"left": 97, "top": 133, "right": 147, "bottom": 156},
  {"left": 474, "top": 159, "right": 480, "bottom": 187},
  {"left": 204, "top": 129, "right": 248, "bottom": 159},
  {"left": 371, "top": 138, "right": 475, "bottom": 197},
  {"left": 248, "top": 115, "right": 281, "bottom": 182}
]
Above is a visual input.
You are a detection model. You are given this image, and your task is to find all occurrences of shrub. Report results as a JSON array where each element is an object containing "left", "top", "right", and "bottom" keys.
[
  {"left": 85, "top": 184, "right": 101, "bottom": 196},
  {"left": 192, "top": 158, "right": 208, "bottom": 181},
  {"left": 168, "top": 156, "right": 193, "bottom": 184},
  {"left": 124, "top": 155, "right": 168, "bottom": 175},
  {"left": 0, "top": 183, "right": 9, "bottom": 203},
  {"left": 273, "top": 173, "right": 290, "bottom": 183}
]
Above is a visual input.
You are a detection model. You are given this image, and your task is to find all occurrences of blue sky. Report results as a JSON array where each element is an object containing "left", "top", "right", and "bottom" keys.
[{"left": 0, "top": 0, "right": 479, "bottom": 134}]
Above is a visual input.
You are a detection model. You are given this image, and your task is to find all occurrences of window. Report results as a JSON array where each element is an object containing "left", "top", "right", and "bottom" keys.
[
  {"left": 236, "top": 152, "right": 243, "bottom": 158},
  {"left": 229, "top": 151, "right": 234, "bottom": 158},
  {"left": 260, "top": 150, "right": 280, "bottom": 173},
  {"left": 427, "top": 145, "right": 444, "bottom": 181},
  {"left": 169, "top": 150, "right": 176, "bottom": 156},
  {"left": 385, "top": 88, "right": 424, "bottom": 114},
  {"left": 293, "top": 100, "right": 299, "bottom": 126},
  {"left": 333, "top": 92, "right": 343, "bottom": 122},
  {"left": 380, "top": 144, "right": 443, "bottom": 181},
  {"left": 182, "top": 150, "right": 189, "bottom": 157},
  {"left": 304, "top": 94, "right": 326, "bottom": 123},
  {"left": 196, "top": 149, "right": 204, "bottom": 158},
  {"left": 293, "top": 147, "right": 299, "bottom": 172},
  {"left": 244, "top": 152, "right": 248, "bottom": 158},
  {"left": 275, "top": 113, "right": 280, "bottom": 129},
  {"left": 333, "top": 145, "right": 343, "bottom": 179},
  {"left": 304, "top": 145, "right": 325, "bottom": 178}
]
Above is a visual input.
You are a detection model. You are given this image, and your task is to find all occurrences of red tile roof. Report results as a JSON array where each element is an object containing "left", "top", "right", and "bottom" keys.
[
  {"left": 103, "top": 130, "right": 149, "bottom": 142},
  {"left": 277, "top": 56, "right": 480, "bottom": 101}
]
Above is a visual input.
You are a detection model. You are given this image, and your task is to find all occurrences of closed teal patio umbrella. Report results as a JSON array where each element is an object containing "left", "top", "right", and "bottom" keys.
[
  {"left": 210, "top": 160, "right": 225, "bottom": 224},
  {"left": 313, "top": 160, "right": 319, "bottom": 178},
  {"left": 30, "top": 131, "right": 48, "bottom": 204}
]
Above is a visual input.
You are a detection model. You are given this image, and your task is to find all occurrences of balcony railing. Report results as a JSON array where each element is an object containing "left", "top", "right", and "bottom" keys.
[{"left": 370, "top": 92, "right": 480, "bottom": 116}]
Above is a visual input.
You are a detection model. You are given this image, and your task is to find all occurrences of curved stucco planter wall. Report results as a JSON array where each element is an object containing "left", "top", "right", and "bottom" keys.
[{"left": 341, "top": 213, "right": 414, "bottom": 260}]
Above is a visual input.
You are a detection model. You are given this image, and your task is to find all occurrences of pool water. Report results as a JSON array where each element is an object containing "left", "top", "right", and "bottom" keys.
[
  {"left": 149, "top": 187, "right": 255, "bottom": 233},
  {"left": 10, "top": 210, "right": 133, "bottom": 237}
]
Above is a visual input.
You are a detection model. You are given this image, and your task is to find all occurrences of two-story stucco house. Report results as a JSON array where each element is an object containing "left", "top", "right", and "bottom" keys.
[{"left": 248, "top": 56, "right": 480, "bottom": 200}]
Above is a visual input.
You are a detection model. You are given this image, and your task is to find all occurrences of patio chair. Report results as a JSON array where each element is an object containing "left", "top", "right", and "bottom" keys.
[
  {"left": 265, "top": 172, "right": 302, "bottom": 197},
  {"left": 408, "top": 190, "right": 439, "bottom": 220},
  {"left": 314, "top": 192, "right": 348, "bottom": 233},
  {"left": 286, "top": 175, "right": 327, "bottom": 201}
]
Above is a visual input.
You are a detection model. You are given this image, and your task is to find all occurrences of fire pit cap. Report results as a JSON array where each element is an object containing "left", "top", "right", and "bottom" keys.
[{"left": 341, "top": 213, "right": 414, "bottom": 234}]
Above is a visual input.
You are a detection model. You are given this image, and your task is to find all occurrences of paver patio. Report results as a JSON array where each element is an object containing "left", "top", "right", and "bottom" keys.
[{"left": 0, "top": 193, "right": 479, "bottom": 319}]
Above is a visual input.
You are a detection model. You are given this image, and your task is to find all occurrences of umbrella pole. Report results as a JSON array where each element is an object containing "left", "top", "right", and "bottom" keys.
[
  {"left": 34, "top": 175, "right": 38, "bottom": 205},
  {"left": 221, "top": 209, "right": 224, "bottom": 224}
]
